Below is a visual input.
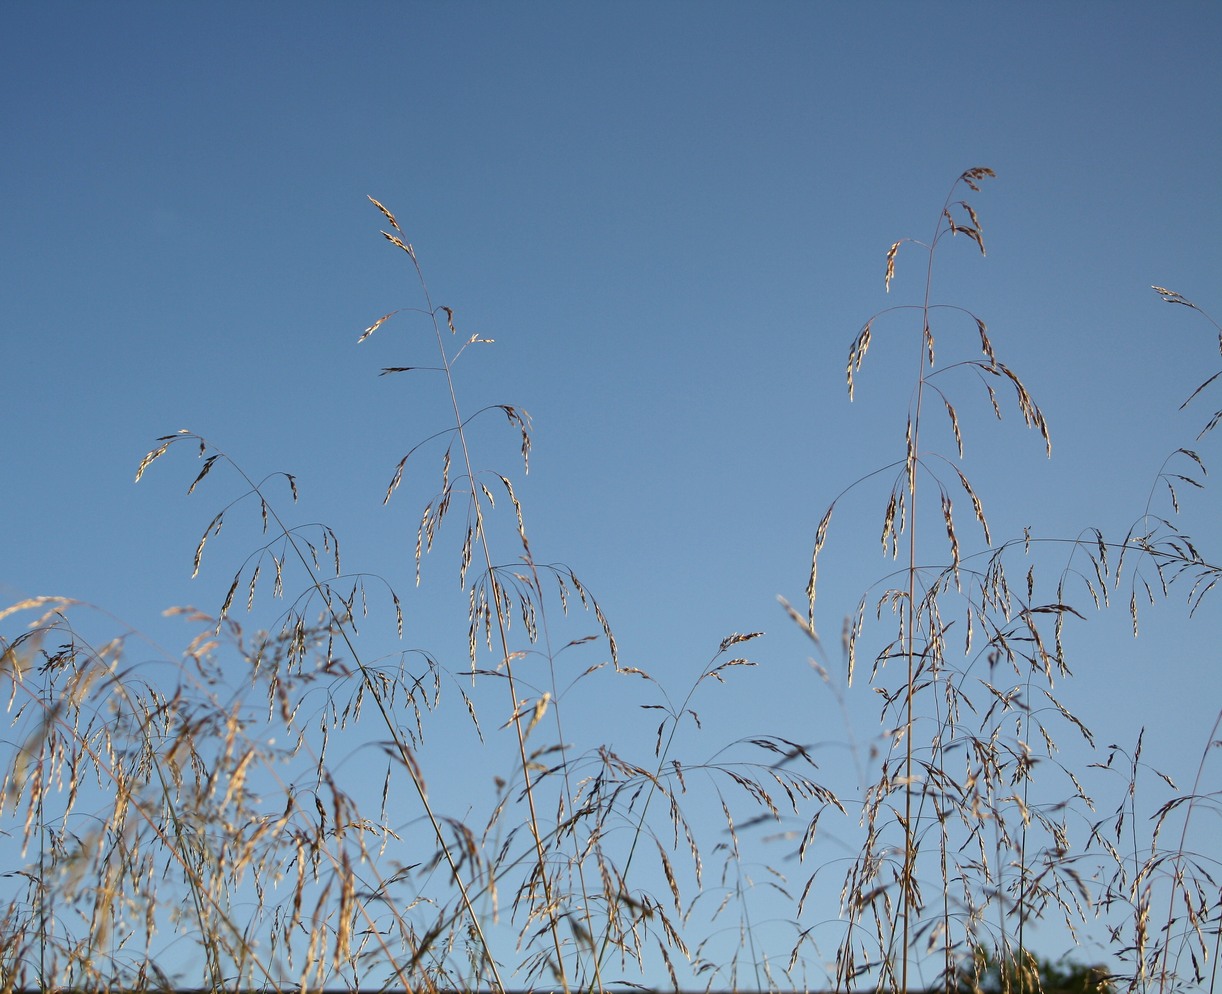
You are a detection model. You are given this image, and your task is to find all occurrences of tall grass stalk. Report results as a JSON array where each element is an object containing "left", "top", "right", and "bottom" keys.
[{"left": 805, "top": 169, "right": 1217, "bottom": 994}]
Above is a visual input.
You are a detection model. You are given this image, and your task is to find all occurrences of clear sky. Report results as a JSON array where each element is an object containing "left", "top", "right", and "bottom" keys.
[{"left": 3, "top": 3, "right": 1220, "bottom": 989}]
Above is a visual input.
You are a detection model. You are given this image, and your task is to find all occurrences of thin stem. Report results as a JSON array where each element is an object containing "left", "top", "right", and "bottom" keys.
[
  {"left": 900, "top": 182, "right": 943, "bottom": 994},
  {"left": 529, "top": 574, "right": 607, "bottom": 994},
  {"left": 1156, "top": 708, "right": 1222, "bottom": 993},
  {"left": 408, "top": 249, "right": 570, "bottom": 994},
  {"left": 38, "top": 664, "right": 48, "bottom": 989}
]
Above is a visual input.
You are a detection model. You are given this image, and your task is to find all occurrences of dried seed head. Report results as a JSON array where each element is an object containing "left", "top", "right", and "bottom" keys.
[
  {"left": 884, "top": 241, "right": 901, "bottom": 292},
  {"left": 367, "top": 195, "right": 401, "bottom": 232}
]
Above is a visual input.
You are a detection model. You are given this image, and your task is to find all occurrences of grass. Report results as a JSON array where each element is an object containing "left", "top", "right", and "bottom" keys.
[{"left": 1, "top": 170, "right": 1218, "bottom": 994}]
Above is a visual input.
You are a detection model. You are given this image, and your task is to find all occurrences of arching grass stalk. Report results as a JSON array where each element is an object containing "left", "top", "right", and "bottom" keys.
[
  {"left": 590, "top": 631, "right": 765, "bottom": 984},
  {"left": 366, "top": 197, "right": 571, "bottom": 992},
  {"left": 1153, "top": 709, "right": 1222, "bottom": 994},
  {"left": 809, "top": 168, "right": 1060, "bottom": 991},
  {"left": 138, "top": 430, "right": 502, "bottom": 991},
  {"left": 517, "top": 569, "right": 609, "bottom": 994}
]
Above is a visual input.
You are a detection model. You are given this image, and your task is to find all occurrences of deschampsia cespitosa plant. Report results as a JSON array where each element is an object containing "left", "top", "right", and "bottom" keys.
[
  {"left": 1, "top": 173, "right": 1218, "bottom": 994},
  {"left": 0, "top": 195, "right": 834, "bottom": 994},
  {"left": 793, "top": 169, "right": 1219, "bottom": 994}
]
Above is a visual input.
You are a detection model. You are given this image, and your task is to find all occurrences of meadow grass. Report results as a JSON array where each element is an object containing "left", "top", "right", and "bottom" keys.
[{"left": 1, "top": 172, "right": 1218, "bottom": 994}]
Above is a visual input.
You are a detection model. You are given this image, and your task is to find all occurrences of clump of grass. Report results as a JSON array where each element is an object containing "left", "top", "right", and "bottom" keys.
[
  {"left": 1, "top": 195, "right": 825, "bottom": 993},
  {"left": 1, "top": 174, "right": 1218, "bottom": 994},
  {"left": 798, "top": 171, "right": 1219, "bottom": 994}
]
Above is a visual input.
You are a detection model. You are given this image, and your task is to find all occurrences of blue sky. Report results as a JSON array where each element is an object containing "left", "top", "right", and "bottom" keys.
[{"left": 3, "top": 3, "right": 1221, "bottom": 988}]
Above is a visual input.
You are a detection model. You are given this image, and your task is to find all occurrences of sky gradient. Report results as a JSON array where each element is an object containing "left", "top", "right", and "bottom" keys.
[{"left": 3, "top": 3, "right": 1221, "bottom": 988}]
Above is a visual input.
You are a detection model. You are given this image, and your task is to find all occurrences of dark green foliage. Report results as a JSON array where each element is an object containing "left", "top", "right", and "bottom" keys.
[{"left": 947, "top": 948, "right": 1113, "bottom": 994}]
